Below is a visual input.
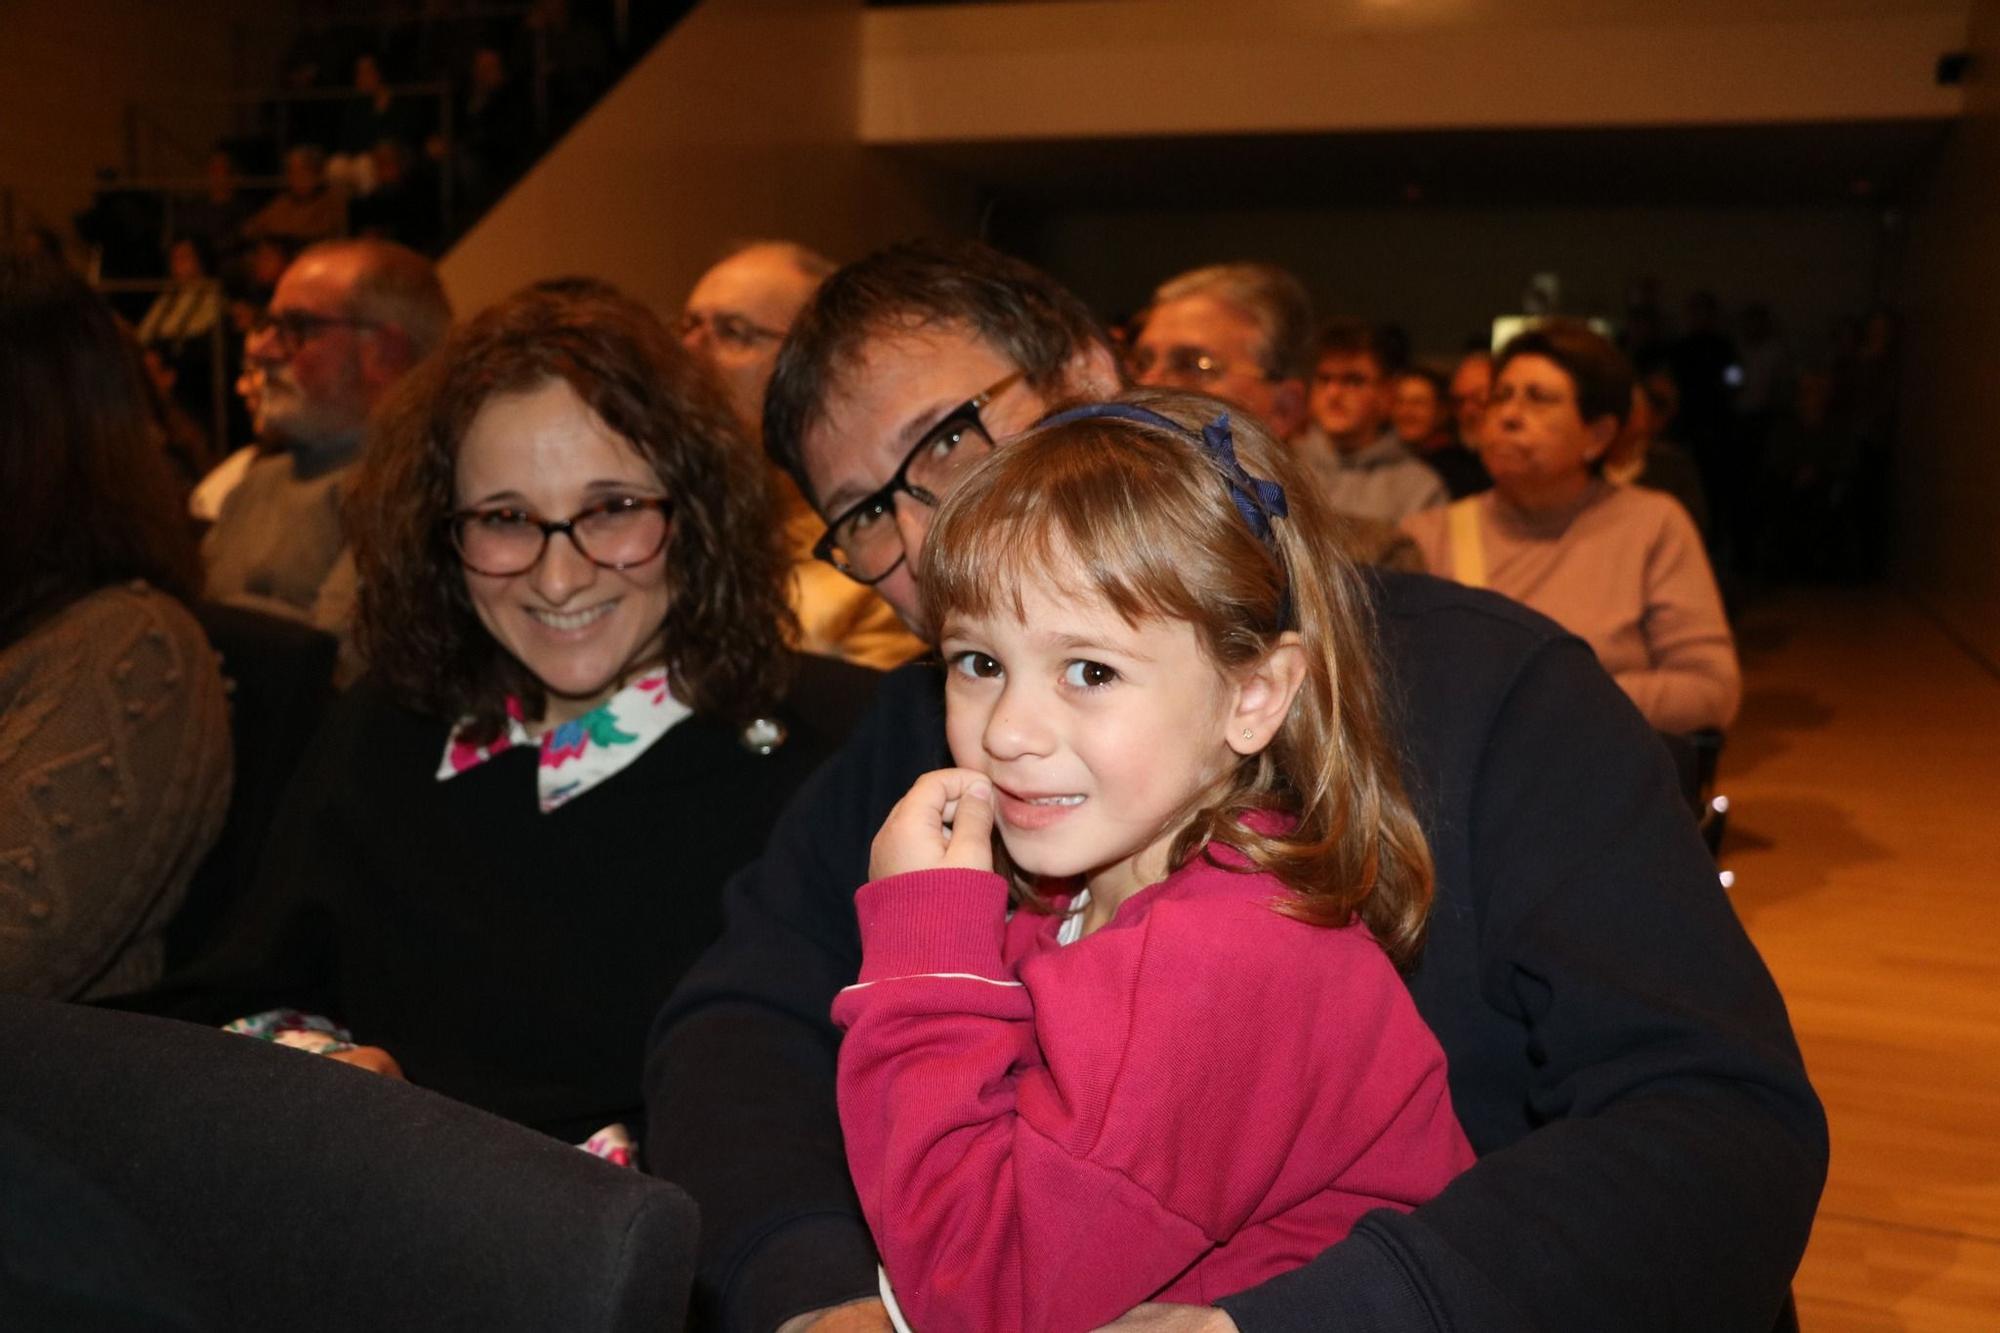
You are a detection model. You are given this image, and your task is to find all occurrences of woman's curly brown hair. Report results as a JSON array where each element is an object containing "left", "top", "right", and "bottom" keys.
[{"left": 346, "top": 283, "right": 795, "bottom": 739}]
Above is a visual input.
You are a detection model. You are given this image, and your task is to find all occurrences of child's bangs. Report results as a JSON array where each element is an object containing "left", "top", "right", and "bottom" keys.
[{"left": 923, "top": 428, "right": 1213, "bottom": 633}]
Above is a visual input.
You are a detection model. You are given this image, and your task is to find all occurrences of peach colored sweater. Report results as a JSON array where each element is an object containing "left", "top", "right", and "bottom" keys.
[{"left": 1400, "top": 482, "right": 1740, "bottom": 733}]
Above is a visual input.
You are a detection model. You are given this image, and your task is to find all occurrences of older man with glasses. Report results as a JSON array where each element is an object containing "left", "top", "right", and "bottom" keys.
[
  {"left": 202, "top": 238, "right": 449, "bottom": 639},
  {"left": 1127, "top": 263, "right": 1420, "bottom": 570},
  {"left": 645, "top": 239, "right": 1823, "bottom": 1333},
  {"left": 680, "top": 240, "right": 923, "bottom": 669}
]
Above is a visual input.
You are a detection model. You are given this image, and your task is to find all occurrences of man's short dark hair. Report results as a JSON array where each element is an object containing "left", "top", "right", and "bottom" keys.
[
  {"left": 1313, "top": 319, "right": 1397, "bottom": 378},
  {"left": 1496, "top": 318, "right": 1635, "bottom": 430},
  {"left": 763, "top": 238, "right": 1109, "bottom": 502}
]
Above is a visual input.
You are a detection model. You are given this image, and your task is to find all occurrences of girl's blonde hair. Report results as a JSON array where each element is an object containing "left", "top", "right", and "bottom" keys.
[{"left": 918, "top": 388, "right": 1435, "bottom": 966}]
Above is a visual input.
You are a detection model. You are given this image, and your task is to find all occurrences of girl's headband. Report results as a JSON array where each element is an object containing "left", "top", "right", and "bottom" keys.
[
  {"left": 1033, "top": 402, "right": 1290, "bottom": 545},
  {"left": 1032, "top": 400, "right": 1293, "bottom": 629}
]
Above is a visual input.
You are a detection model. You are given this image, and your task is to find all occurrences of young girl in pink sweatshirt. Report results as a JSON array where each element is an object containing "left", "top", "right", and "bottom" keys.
[{"left": 834, "top": 391, "right": 1473, "bottom": 1333}]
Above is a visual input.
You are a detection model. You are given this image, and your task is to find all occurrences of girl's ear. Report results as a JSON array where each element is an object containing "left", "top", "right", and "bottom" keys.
[{"left": 1227, "top": 632, "right": 1308, "bottom": 756}]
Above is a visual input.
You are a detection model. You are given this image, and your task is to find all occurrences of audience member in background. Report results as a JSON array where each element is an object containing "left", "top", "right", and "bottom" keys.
[
  {"left": 1608, "top": 373, "right": 1711, "bottom": 543},
  {"left": 175, "top": 149, "right": 257, "bottom": 270},
  {"left": 1128, "top": 264, "right": 1418, "bottom": 568},
  {"left": 457, "top": 45, "right": 534, "bottom": 215},
  {"left": 0, "top": 255, "right": 231, "bottom": 1002},
  {"left": 1439, "top": 349, "right": 1497, "bottom": 498},
  {"left": 1448, "top": 348, "right": 1493, "bottom": 443},
  {"left": 137, "top": 237, "right": 224, "bottom": 352},
  {"left": 327, "top": 53, "right": 429, "bottom": 198},
  {"left": 203, "top": 238, "right": 449, "bottom": 645},
  {"left": 242, "top": 146, "right": 349, "bottom": 249},
  {"left": 1127, "top": 262, "right": 1309, "bottom": 440},
  {"left": 1294, "top": 319, "right": 1446, "bottom": 524},
  {"left": 349, "top": 137, "right": 442, "bottom": 253},
  {"left": 646, "top": 239, "right": 1821, "bottom": 1333},
  {"left": 1391, "top": 362, "right": 1488, "bottom": 500},
  {"left": 138, "top": 343, "right": 223, "bottom": 498},
  {"left": 1758, "top": 368, "right": 1859, "bottom": 578},
  {"left": 136, "top": 236, "right": 227, "bottom": 447},
  {"left": 1402, "top": 320, "right": 1739, "bottom": 734},
  {"left": 1388, "top": 364, "right": 1450, "bottom": 453},
  {"left": 524, "top": 0, "right": 612, "bottom": 134},
  {"left": 177, "top": 284, "right": 875, "bottom": 1154},
  {"left": 274, "top": 45, "right": 343, "bottom": 155},
  {"left": 681, "top": 241, "right": 921, "bottom": 669},
  {"left": 1667, "top": 291, "right": 1739, "bottom": 555}
]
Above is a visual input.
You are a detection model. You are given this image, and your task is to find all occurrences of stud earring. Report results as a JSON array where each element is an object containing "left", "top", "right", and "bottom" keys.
[{"left": 1241, "top": 729, "right": 1254, "bottom": 741}]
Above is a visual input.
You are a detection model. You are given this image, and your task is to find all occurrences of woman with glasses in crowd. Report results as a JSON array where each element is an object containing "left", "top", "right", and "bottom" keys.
[
  {"left": 1400, "top": 319, "right": 1739, "bottom": 735},
  {"left": 197, "top": 282, "right": 876, "bottom": 1153},
  {"left": 0, "top": 255, "right": 232, "bottom": 1001}
]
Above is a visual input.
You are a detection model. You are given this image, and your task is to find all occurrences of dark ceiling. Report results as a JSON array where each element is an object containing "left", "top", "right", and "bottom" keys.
[{"left": 881, "top": 119, "right": 1956, "bottom": 213}]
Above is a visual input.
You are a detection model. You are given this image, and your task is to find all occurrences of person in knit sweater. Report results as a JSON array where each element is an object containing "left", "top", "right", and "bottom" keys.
[
  {"left": 1401, "top": 320, "right": 1740, "bottom": 734},
  {"left": 0, "top": 256, "right": 231, "bottom": 1001},
  {"left": 835, "top": 394, "right": 1471, "bottom": 1331}
]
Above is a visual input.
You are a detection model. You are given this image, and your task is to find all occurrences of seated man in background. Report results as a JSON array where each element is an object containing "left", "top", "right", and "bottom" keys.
[
  {"left": 1295, "top": 319, "right": 1447, "bottom": 523},
  {"left": 681, "top": 240, "right": 922, "bottom": 670},
  {"left": 645, "top": 238, "right": 1823, "bottom": 1333},
  {"left": 203, "top": 237, "right": 449, "bottom": 650},
  {"left": 1127, "top": 262, "right": 1417, "bottom": 570}
]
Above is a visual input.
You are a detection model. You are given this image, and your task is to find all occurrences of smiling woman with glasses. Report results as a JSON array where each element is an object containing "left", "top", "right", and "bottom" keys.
[{"left": 190, "top": 281, "right": 882, "bottom": 1150}]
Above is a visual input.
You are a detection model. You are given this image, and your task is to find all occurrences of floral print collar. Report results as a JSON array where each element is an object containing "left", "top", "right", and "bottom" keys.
[{"left": 436, "top": 671, "right": 692, "bottom": 814}]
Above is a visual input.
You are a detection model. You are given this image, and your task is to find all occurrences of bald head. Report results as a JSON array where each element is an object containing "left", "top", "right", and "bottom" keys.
[
  {"left": 245, "top": 238, "right": 449, "bottom": 467},
  {"left": 681, "top": 240, "right": 834, "bottom": 435}
]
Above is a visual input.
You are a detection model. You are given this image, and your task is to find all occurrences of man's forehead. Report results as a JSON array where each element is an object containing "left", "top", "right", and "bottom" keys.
[
  {"left": 688, "top": 249, "right": 813, "bottom": 315},
  {"left": 273, "top": 256, "right": 355, "bottom": 314},
  {"left": 1140, "top": 294, "right": 1261, "bottom": 350},
  {"left": 1317, "top": 349, "right": 1382, "bottom": 376}
]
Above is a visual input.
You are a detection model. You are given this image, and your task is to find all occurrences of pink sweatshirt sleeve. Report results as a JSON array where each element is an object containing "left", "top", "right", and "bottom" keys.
[{"left": 832, "top": 867, "right": 1470, "bottom": 1333}]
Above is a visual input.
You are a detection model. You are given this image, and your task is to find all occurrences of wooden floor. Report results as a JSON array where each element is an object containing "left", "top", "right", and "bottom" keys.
[{"left": 1719, "top": 585, "right": 2000, "bottom": 1330}]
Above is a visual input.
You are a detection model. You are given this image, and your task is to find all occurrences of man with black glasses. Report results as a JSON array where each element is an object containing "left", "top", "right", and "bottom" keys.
[
  {"left": 645, "top": 239, "right": 1824, "bottom": 1333},
  {"left": 203, "top": 238, "right": 449, "bottom": 633}
]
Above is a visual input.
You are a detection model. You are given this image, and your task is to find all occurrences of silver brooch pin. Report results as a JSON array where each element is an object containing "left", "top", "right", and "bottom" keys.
[{"left": 740, "top": 716, "right": 788, "bottom": 755}]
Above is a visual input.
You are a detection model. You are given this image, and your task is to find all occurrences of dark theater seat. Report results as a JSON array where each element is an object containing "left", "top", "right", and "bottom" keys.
[{"left": 0, "top": 995, "right": 698, "bottom": 1333}]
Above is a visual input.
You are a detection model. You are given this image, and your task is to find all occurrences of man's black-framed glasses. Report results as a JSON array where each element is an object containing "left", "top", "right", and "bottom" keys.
[
  {"left": 812, "top": 370, "right": 1024, "bottom": 586},
  {"left": 448, "top": 497, "right": 673, "bottom": 577},
  {"left": 249, "top": 307, "right": 379, "bottom": 356}
]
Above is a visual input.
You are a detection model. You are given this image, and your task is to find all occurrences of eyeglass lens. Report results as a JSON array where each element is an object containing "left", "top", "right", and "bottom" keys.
[
  {"left": 454, "top": 500, "right": 670, "bottom": 576},
  {"left": 824, "top": 412, "right": 995, "bottom": 579}
]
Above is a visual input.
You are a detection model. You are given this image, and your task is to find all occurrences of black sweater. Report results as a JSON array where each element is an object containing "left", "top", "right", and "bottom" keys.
[
  {"left": 179, "top": 653, "right": 879, "bottom": 1144},
  {"left": 645, "top": 572, "right": 1826, "bottom": 1333}
]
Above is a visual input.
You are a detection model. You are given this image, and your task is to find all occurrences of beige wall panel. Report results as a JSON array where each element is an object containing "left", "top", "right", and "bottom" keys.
[
  {"left": 863, "top": 1, "right": 1968, "bottom": 143},
  {"left": 1896, "top": 0, "right": 2000, "bottom": 666}
]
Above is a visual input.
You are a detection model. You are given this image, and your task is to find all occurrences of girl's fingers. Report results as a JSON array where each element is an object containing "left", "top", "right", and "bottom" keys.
[{"left": 944, "top": 777, "right": 993, "bottom": 868}]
